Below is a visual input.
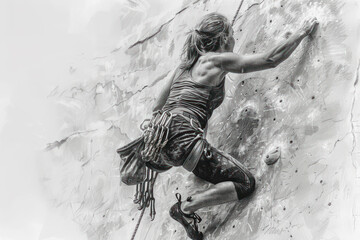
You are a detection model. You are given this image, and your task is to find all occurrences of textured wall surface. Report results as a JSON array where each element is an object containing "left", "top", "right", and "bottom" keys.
[{"left": 3, "top": 0, "right": 360, "bottom": 239}]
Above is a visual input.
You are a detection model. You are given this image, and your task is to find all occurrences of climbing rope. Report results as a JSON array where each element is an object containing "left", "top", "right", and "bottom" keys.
[
  {"left": 231, "top": 0, "right": 245, "bottom": 26},
  {"left": 130, "top": 169, "right": 158, "bottom": 240},
  {"left": 130, "top": 203, "right": 147, "bottom": 240}
]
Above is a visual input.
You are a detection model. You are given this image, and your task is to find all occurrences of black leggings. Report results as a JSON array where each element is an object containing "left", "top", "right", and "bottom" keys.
[
  {"left": 163, "top": 115, "right": 256, "bottom": 200},
  {"left": 192, "top": 140, "right": 256, "bottom": 200}
]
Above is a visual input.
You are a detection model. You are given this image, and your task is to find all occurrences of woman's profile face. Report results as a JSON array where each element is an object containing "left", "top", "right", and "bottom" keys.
[{"left": 225, "top": 27, "right": 235, "bottom": 52}]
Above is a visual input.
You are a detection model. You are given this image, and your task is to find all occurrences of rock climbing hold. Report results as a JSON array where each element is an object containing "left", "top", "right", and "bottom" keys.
[
  {"left": 280, "top": 100, "right": 283, "bottom": 103},
  {"left": 273, "top": 118, "right": 276, "bottom": 121},
  {"left": 264, "top": 146, "right": 281, "bottom": 165},
  {"left": 290, "top": 140, "right": 293, "bottom": 144},
  {"left": 312, "top": 96, "right": 315, "bottom": 99}
]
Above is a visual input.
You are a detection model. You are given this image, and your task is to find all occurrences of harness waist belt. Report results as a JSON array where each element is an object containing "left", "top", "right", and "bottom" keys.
[
  {"left": 182, "top": 138, "right": 205, "bottom": 172},
  {"left": 169, "top": 108, "right": 203, "bottom": 132},
  {"left": 168, "top": 108, "right": 206, "bottom": 172}
]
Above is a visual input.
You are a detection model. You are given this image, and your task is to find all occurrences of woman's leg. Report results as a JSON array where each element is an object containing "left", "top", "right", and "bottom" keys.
[
  {"left": 181, "top": 145, "right": 256, "bottom": 214},
  {"left": 181, "top": 182, "right": 238, "bottom": 214}
]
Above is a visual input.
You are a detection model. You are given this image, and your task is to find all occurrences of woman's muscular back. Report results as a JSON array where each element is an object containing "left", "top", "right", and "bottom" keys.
[{"left": 189, "top": 53, "right": 226, "bottom": 87}]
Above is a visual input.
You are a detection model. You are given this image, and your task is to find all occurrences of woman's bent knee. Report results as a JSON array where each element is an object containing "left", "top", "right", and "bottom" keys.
[{"left": 233, "top": 174, "right": 256, "bottom": 200}]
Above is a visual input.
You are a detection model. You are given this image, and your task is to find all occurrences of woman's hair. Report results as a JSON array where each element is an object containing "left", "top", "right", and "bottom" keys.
[{"left": 180, "top": 12, "right": 231, "bottom": 71}]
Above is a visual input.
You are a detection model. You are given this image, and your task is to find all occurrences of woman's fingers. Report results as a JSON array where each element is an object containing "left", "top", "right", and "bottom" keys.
[
  {"left": 302, "top": 17, "right": 319, "bottom": 36},
  {"left": 308, "top": 18, "right": 319, "bottom": 36}
]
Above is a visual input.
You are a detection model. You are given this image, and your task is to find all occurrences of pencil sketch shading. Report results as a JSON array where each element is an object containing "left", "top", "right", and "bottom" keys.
[{"left": 41, "top": 0, "right": 360, "bottom": 239}]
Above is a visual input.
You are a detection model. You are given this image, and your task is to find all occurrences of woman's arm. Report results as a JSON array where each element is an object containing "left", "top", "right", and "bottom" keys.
[
  {"left": 210, "top": 18, "right": 319, "bottom": 74},
  {"left": 152, "top": 67, "right": 180, "bottom": 112}
]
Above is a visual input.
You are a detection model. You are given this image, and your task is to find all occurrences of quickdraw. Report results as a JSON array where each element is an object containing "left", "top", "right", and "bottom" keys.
[
  {"left": 133, "top": 167, "right": 158, "bottom": 220},
  {"left": 141, "top": 110, "right": 173, "bottom": 164},
  {"left": 130, "top": 110, "right": 173, "bottom": 240},
  {"left": 130, "top": 167, "right": 158, "bottom": 240}
]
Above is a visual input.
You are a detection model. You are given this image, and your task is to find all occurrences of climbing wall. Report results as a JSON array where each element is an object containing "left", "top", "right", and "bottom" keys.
[{"left": 41, "top": 0, "right": 360, "bottom": 239}]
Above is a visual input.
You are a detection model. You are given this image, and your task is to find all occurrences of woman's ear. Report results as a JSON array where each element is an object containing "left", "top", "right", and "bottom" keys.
[
  {"left": 221, "top": 36, "right": 228, "bottom": 50},
  {"left": 223, "top": 36, "right": 230, "bottom": 49}
]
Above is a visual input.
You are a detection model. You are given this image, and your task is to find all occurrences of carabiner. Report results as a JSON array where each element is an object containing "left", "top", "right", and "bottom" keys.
[
  {"left": 140, "top": 118, "right": 151, "bottom": 130},
  {"left": 190, "top": 118, "right": 203, "bottom": 133}
]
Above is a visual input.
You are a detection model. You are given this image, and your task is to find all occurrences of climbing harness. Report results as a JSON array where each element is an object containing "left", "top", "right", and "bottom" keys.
[{"left": 169, "top": 108, "right": 213, "bottom": 172}]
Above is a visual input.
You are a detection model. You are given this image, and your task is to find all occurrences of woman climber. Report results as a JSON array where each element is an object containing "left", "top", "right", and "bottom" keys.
[{"left": 117, "top": 12, "right": 319, "bottom": 240}]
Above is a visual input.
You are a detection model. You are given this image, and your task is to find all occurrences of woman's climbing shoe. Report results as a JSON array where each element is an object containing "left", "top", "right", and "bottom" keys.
[{"left": 169, "top": 193, "right": 203, "bottom": 240}]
